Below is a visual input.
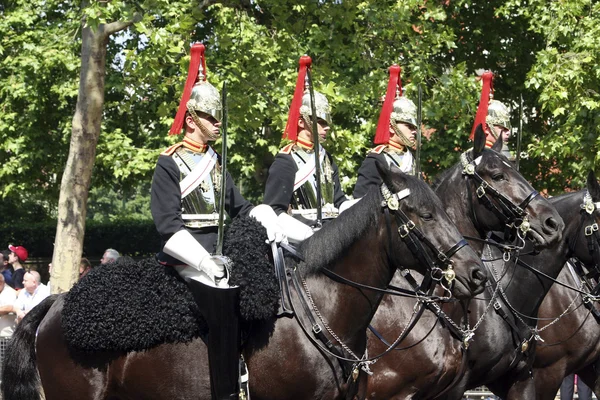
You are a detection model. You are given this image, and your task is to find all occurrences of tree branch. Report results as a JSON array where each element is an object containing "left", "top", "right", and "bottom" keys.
[
  {"left": 104, "top": 20, "right": 133, "bottom": 36},
  {"left": 103, "top": 13, "right": 140, "bottom": 37}
]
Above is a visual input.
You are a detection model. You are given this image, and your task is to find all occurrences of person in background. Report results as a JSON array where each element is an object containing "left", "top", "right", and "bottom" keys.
[
  {"left": 13, "top": 270, "right": 50, "bottom": 323},
  {"left": 79, "top": 258, "right": 92, "bottom": 280},
  {"left": 0, "top": 250, "right": 14, "bottom": 288},
  {"left": 100, "top": 248, "right": 120, "bottom": 265},
  {"left": 0, "top": 274, "right": 17, "bottom": 337},
  {"left": 8, "top": 244, "right": 28, "bottom": 290}
]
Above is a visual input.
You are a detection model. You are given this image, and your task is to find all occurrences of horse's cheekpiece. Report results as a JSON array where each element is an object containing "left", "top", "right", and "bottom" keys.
[{"left": 582, "top": 191, "right": 600, "bottom": 215}]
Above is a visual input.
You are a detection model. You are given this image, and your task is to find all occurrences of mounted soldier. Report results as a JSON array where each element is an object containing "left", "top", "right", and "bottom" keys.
[
  {"left": 150, "top": 43, "right": 282, "bottom": 400},
  {"left": 353, "top": 64, "right": 418, "bottom": 199},
  {"left": 263, "top": 55, "right": 352, "bottom": 235},
  {"left": 470, "top": 71, "right": 514, "bottom": 161}
]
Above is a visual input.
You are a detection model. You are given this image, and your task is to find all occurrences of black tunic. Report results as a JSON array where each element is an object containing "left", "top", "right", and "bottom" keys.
[
  {"left": 353, "top": 152, "right": 388, "bottom": 199},
  {"left": 263, "top": 150, "right": 347, "bottom": 216},
  {"left": 151, "top": 153, "right": 253, "bottom": 265}
]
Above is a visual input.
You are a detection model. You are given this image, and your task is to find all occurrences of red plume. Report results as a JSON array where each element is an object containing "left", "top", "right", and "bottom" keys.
[
  {"left": 169, "top": 43, "right": 207, "bottom": 136},
  {"left": 470, "top": 71, "right": 494, "bottom": 140},
  {"left": 374, "top": 64, "right": 402, "bottom": 145},
  {"left": 283, "top": 55, "right": 312, "bottom": 141}
]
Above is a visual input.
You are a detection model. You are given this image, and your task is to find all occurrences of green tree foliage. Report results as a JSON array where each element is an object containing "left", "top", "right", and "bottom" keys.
[{"left": 1, "top": 0, "right": 598, "bottom": 230}]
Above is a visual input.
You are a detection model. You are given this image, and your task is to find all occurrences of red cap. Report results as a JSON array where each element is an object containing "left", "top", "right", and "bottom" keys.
[
  {"left": 283, "top": 55, "right": 312, "bottom": 141},
  {"left": 374, "top": 65, "right": 402, "bottom": 145},
  {"left": 8, "top": 245, "right": 28, "bottom": 262},
  {"left": 169, "top": 43, "right": 208, "bottom": 136},
  {"left": 470, "top": 71, "right": 494, "bottom": 140}
]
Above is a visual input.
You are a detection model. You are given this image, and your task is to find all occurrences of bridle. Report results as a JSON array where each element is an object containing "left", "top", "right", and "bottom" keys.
[
  {"left": 461, "top": 151, "right": 539, "bottom": 242},
  {"left": 379, "top": 183, "right": 469, "bottom": 293},
  {"left": 569, "top": 191, "right": 600, "bottom": 281},
  {"left": 284, "top": 181, "right": 473, "bottom": 381}
]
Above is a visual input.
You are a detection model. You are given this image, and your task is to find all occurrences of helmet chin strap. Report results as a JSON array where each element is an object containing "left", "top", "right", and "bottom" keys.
[
  {"left": 487, "top": 123, "right": 500, "bottom": 141},
  {"left": 301, "top": 114, "right": 325, "bottom": 144},
  {"left": 189, "top": 108, "right": 220, "bottom": 141},
  {"left": 391, "top": 121, "right": 415, "bottom": 149}
]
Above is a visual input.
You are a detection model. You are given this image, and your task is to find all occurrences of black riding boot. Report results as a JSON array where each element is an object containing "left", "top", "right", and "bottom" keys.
[{"left": 188, "top": 279, "right": 241, "bottom": 400}]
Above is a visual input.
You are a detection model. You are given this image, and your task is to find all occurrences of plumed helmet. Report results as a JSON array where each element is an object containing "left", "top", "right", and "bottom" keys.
[
  {"left": 486, "top": 100, "right": 511, "bottom": 130},
  {"left": 187, "top": 79, "right": 222, "bottom": 122},
  {"left": 169, "top": 43, "right": 222, "bottom": 135},
  {"left": 300, "top": 90, "right": 332, "bottom": 125},
  {"left": 391, "top": 97, "right": 417, "bottom": 128}
]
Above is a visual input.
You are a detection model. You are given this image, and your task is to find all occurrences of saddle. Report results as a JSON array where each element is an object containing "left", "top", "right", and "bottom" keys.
[{"left": 62, "top": 216, "right": 280, "bottom": 354}]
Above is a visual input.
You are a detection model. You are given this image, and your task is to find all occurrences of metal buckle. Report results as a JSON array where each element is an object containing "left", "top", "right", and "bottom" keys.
[
  {"left": 398, "top": 220, "right": 415, "bottom": 238},
  {"left": 476, "top": 183, "right": 487, "bottom": 198},
  {"left": 493, "top": 302, "right": 502, "bottom": 311},
  {"left": 585, "top": 223, "right": 599, "bottom": 236},
  {"left": 312, "top": 324, "right": 322, "bottom": 334}
]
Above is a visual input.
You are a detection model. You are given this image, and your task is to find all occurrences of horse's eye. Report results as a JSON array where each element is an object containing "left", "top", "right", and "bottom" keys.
[
  {"left": 492, "top": 173, "right": 504, "bottom": 181},
  {"left": 420, "top": 213, "right": 433, "bottom": 221}
]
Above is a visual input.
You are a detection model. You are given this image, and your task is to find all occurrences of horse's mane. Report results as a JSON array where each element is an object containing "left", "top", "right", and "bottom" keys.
[
  {"left": 299, "top": 172, "right": 433, "bottom": 275},
  {"left": 432, "top": 161, "right": 461, "bottom": 191},
  {"left": 298, "top": 189, "right": 380, "bottom": 275}
]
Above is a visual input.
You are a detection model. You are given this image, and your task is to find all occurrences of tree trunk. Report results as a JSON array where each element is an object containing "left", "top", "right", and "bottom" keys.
[{"left": 50, "top": 25, "right": 109, "bottom": 294}]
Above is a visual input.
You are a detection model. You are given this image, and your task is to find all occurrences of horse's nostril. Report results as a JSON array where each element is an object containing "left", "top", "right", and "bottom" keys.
[
  {"left": 472, "top": 268, "right": 487, "bottom": 283},
  {"left": 545, "top": 217, "right": 559, "bottom": 231}
]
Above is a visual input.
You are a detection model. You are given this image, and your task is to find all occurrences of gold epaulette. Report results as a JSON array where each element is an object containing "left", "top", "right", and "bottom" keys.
[
  {"left": 280, "top": 143, "right": 295, "bottom": 154},
  {"left": 161, "top": 142, "right": 184, "bottom": 156},
  {"left": 368, "top": 145, "right": 387, "bottom": 155}
]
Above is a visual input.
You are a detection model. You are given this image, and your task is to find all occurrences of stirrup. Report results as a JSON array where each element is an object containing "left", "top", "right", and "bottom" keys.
[{"left": 239, "top": 357, "right": 250, "bottom": 400}]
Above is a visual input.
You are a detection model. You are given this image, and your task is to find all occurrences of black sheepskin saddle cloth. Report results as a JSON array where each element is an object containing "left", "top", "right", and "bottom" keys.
[{"left": 62, "top": 216, "right": 279, "bottom": 353}]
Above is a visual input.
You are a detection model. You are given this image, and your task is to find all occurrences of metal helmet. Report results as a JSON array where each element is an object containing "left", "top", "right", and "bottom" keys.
[
  {"left": 391, "top": 96, "right": 417, "bottom": 128},
  {"left": 186, "top": 68, "right": 223, "bottom": 122},
  {"left": 300, "top": 90, "right": 332, "bottom": 125},
  {"left": 486, "top": 99, "right": 511, "bottom": 130}
]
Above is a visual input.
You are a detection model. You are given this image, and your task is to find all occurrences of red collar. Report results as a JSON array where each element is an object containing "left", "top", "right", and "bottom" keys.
[
  {"left": 183, "top": 137, "right": 207, "bottom": 153},
  {"left": 296, "top": 137, "right": 314, "bottom": 150}
]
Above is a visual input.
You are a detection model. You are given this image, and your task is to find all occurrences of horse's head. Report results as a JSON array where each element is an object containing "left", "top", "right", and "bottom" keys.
[
  {"left": 462, "top": 125, "right": 564, "bottom": 249},
  {"left": 377, "top": 163, "right": 487, "bottom": 299}
]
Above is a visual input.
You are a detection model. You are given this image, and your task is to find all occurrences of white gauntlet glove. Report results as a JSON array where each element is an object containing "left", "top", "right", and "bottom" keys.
[
  {"left": 163, "top": 230, "right": 229, "bottom": 285},
  {"left": 199, "top": 255, "right": 228, "bottom": 281},
  {"left": 277, "top": 213, "right": 314, "bottom": 244},
  {"left": 339, "top": 197, "right": 362, "bottom": 214},
  {"left": 250, "top": 204, "right": 287, "bottom": 243}
]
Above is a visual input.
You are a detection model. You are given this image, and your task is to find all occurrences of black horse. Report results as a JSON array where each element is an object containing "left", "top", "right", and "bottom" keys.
[
  {"left": 435, "top": 127, "right": 566, "bottom": 399},
  {"left": 1, "top": 166, "right": 486, "bottom": 400},
  {"left": 364, "top": 126, "right": 565, "bottom": 399},
  {"left": 532, "top": 171, "right": 600, "bottom": 399}
]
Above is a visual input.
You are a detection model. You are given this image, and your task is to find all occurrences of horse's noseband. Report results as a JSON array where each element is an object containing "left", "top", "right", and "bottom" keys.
[
  {"left": 380, "top": 183, "right": 467, "bottom": 288},
  {"left": 461, "top": 152, "right": 538, "bottom": 237}
]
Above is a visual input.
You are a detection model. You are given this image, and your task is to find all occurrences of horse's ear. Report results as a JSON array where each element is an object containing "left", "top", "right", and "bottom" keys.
[
  {"left": 491, "top": 135, "right": 503, "bottom": 153},
  {"left": 587, "top": 170, "right": 600, "bottom": 201},
  {"left": 376, "top": 160, "right": 395, "bottom": 190},
  {"left": 472, "top": 124, "right": 486, "bottom": 158}
]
